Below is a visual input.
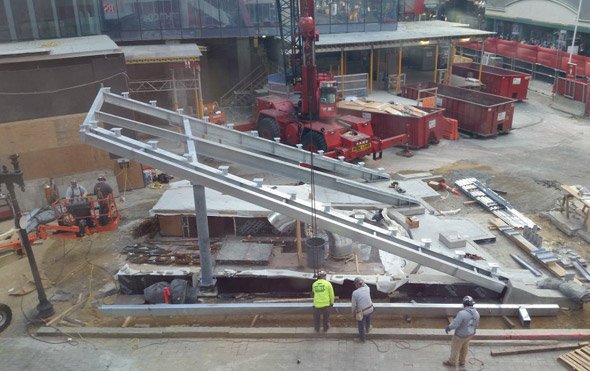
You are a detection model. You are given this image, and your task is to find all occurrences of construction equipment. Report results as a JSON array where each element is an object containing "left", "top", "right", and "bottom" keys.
[
  {"left": 0, "top": 194, "right": 120, "bottom": 252},
  {"left": 251, "top": 0, "right": 407, "bottom": 161},
  {"left": 203, "top": 102, "right": 226, "bottom": 124}
]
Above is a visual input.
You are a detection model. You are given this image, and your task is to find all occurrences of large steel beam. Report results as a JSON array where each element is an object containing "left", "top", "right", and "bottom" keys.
[
  {"left": 80, "top": 125, "right": 508, "bottom": 293},
  {"left": 94, "top": 110, "right": 418, "bottom": 207},
  {"left": 99, "top": 303, "right": 559, "bottom": 317},
  {"left": 102, "top": 90, "right": 390, "bottom": 182}
]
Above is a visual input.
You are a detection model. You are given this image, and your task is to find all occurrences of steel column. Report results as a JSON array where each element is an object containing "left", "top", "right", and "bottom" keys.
[
  {"left": 183, "top": 118, "right": 215, "bottom": 288},
  {"left": 99, "top": 303, "right": 560, "bottom": 317},
  {"left": 3, "top": 0, "right": 16, "bottom": 41}
]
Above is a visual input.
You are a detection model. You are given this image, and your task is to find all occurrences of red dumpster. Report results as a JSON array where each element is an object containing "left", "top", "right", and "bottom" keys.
[
  {"left": 337, "top": 101, "right": 444, "bottom": 149},
  {"left": 400, "top": 82, "right": 516, "bottom": 137},
  {"left": 452, "top": 62, "right": 531, "bottom": 101}
]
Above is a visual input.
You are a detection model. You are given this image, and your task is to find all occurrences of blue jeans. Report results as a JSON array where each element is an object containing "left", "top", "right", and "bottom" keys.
[{"left": 357, "top": 313, "right": 371, "bottom": 341}]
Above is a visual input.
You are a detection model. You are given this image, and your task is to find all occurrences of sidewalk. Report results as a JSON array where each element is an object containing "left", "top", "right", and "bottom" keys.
[{"left": 0, "top": 330, "right": 570, "bottom": 371}]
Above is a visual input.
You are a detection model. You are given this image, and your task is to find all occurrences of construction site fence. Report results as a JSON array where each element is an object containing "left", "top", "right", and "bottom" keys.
[
  {"left": 554, "top": 77, "right": 590, "bottom": 114},
  {"left": 458, "top": 38, "right": 590, "bottom": 81},
  {"left": 266, "top": 73, "right": 369, "bottom": 98},
  {"left": 335, "top": 73, "right": 369, "bottom": 98}
]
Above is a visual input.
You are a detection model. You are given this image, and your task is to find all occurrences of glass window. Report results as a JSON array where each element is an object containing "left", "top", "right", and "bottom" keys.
[
  {"left": 117, "top": 0, "right": 140, "bottom": 31},
  {"left": 200, "top": 0, "right": 222, "bottom": 38},
  {"left": 382, "top": 0, "right": 396, "bottom": 23},
  {"left": 218, "top": 0, "right": 239, "bottom": 36},
  {"left": 9, "top": 0, "right": 34, "bottom": 40},
  {"left": 365, "top": 0, "right": 381, "bottom": 23},
  {"left": 77, "top": 0, "right": 100, "bottom": 35},
  {"left": 0, "top": 1, "right": 11, "bottom": 41},
  {"left": 55, "top": 0, "right": 78, "bottom": 37},
  {"left": 33, "top": 0, "right": 58, "bottom": 38}
]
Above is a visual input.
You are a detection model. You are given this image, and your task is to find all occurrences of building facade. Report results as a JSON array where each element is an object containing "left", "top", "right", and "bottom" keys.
[
  {"left": 485, "top": 0, "right": 590, "bottom": 55},
  {"left": 0, "top": 0, "right": 398, "bottom": 43}
]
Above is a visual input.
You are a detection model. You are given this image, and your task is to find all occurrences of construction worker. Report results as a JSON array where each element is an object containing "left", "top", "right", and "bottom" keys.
[
  {"left": 312, "top": 270, "right": 334, "bottom": 332},
  {"left": 93, "top": 175, "right": 113, "bottom": 225},
  {"left": 443, "top": 295, "right": 480, "bottom": 367},
  {"left": 351, "top": 277, "right": 373, "bottom": 343},
  {"left": 65, "top": 179, "right": 87, "bottom": 201}
]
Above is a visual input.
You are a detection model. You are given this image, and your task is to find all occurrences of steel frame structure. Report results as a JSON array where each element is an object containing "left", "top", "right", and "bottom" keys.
[
  {"left": 101, "top": 90, "right": 390, "bottom": 182},
  {"left": 99, "top": 303, "right": 559, "bottom": 317},
  {"left": 127, "top": 79, "right": 199, "bottom": 93},
  {"left": 82, "top": 88, "right": 508, "bottom": 293}
]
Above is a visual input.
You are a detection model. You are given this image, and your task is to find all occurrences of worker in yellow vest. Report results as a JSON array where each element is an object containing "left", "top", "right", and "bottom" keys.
[{"left": 312, "top": 270, "right": 334, "bottom": 332}]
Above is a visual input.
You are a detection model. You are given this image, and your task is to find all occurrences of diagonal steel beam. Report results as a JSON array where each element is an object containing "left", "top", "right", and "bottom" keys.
[
  {"left": 80, "top": 123, "right": 508, "bottom": 293},
  {"left": 94, "top": 110, "right": 418, "bottom": 208},
  {"left": 101, "top": 90, "right": 390, "bottom": 182}
]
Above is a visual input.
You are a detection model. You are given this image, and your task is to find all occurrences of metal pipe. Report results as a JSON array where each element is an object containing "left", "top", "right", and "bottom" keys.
[
  {"left": 99, "top": 303, "right": 560, "bottom": 317},
  {"left": 479, "top": 39, "right": 485, "bottom": 81},
  {"left": 397, "top": 46, "right": 402, "bottom": 92}
]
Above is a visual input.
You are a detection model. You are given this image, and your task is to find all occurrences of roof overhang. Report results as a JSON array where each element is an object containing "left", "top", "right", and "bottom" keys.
[
  {"left": 0, "top": 35, "right": 122, "bottom": 64},
  {"left": 316, "top": 21, "right": 494, "bottom": 53},
  {"left": 121, "top": 44, "right": 202, "bottom": 64}
]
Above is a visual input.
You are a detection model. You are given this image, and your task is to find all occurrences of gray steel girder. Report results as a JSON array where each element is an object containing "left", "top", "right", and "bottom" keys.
[
  {"left": 101, "top": 90, "right": 390, "bottom": 182},
  {"left": 93, "top": 110, "right": 418, "bottom": 208},
  {"left": 80, "top": 123, "right": 508, "bottom": 293},
  {"left": 99, "top": 303, "right": 559, "bottom": 317}
]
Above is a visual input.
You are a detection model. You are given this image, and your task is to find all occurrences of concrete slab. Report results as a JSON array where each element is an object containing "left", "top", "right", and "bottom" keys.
[
  {"left": 411, "top": 214, "right": 496, "bottom": 245},
  {"left": 216, "top": 239, "right": 273, "bottom": 266},
  {"left": 541, "top": 211, "right": 583, "bottom": 237}
]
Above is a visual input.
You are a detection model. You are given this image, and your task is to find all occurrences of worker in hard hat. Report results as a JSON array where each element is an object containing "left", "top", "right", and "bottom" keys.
[
  {"left": 351, "top": 277, "right": 374, "bottom": 343},
  {"left": 65, "top": 179, "right": 87, "bottom": 201},
  {"left": 443, "top": 295, "right": 480, "bottom": 367},
  {"left": 312, "top": 270, "right": 334, "bottom": 332},
  {"left": 93, "top": 175, "right": 113, "bottom": 226}
]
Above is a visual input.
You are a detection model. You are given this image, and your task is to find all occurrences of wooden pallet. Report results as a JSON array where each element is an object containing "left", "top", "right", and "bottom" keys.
[{"left": 559, "top": 345, "right": 590, "bottom": 370}]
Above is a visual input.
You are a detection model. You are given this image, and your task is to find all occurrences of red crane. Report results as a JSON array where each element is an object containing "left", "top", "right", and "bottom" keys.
[{"left": 251, "top": 0, "right": 407, "bottom": 161}]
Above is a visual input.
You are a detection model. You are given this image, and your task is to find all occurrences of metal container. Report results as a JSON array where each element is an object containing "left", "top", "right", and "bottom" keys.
[
  {"left": 400, "top": 82, "right": 515, "bottom": 137},
  {"left": 305, "top": 237, "right": 326, "bottom": 269},
  {"left": 337, "top": 104, "right": 444, "bottom": 149},
  {"left": 452, "top": 62, "right": 531, "bottom": 101}
]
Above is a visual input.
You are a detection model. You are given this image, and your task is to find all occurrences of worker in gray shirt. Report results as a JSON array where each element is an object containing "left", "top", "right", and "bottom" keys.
[
  {"left": 443, "top": 296, "right": 480, "bottom": 367},
  {"left": 351, "top": 277, "right": 374, "bottom": 343}
]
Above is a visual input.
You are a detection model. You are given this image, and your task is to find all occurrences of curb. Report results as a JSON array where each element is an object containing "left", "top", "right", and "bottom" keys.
[{"left": 37, "top": 327, "right": 590, "bottom": 341}]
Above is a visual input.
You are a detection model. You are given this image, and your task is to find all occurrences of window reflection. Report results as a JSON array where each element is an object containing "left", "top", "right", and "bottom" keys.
[
  {"left": 0, "top": 1, "right": 12, "bottom": 41},
  {"left": 2, "top": 0, "right": 396, "bottom": 41}
]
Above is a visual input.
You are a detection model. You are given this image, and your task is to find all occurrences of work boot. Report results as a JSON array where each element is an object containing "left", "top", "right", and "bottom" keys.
[
  {"left": 353, "top": 338, "right": 365, "bottom": 343},
  {"left": 442, "top": 361, "right": 455, "bottom": 367}
]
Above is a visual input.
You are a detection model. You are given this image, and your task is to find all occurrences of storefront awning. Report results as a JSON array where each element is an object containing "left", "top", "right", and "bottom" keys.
[
  {"left": 121, "top": 44, "right": 202, "bottom": 64},
  {"left": 316, "top": 21, "right": 494, "bottom": 53}
]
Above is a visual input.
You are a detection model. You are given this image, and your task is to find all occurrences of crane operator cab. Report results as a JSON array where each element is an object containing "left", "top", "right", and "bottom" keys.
[{"left": 319, "top": 80, "right": 338, "bottom": 119}]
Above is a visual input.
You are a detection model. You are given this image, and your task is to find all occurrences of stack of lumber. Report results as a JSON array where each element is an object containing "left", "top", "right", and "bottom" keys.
[
  {"left": 441, "top": 117, "right": 459, "bottom": 140},
  {"left": 337, "top": 100, "right": 428, "bottom": 117},
  {"left": 559, "top": 344, "right": 590, "bottom": 370}
]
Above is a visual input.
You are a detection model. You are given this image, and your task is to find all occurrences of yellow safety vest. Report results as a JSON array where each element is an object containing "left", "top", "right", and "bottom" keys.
[{"left": 312, "top": 279, "right": 334, "bottom": 308}]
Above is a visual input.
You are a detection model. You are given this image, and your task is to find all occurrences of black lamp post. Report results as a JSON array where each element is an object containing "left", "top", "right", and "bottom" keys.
[{"left": 0, "top": 154, "right": 54, "bottom": 319}]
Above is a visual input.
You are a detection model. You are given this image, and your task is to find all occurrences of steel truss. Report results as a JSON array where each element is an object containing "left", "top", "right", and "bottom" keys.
[
  {"left": 82, "top": 88, "right": 508, "bottom": 293},
  {"left": 128, "top": 79, "right": 199, "bottom": 93}
]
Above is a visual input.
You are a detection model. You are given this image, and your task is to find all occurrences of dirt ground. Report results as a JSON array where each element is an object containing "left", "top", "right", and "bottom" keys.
[{"left": 0, "top": 85, "right": 589, "bottom": 333}]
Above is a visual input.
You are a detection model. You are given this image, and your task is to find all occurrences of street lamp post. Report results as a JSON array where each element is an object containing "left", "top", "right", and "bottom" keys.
[
  {"left": 0, "top": 154, "right": 54, "bottom": 319},
  {"left": 569, "top": 0, "right": 583, "bottom": 64}
]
